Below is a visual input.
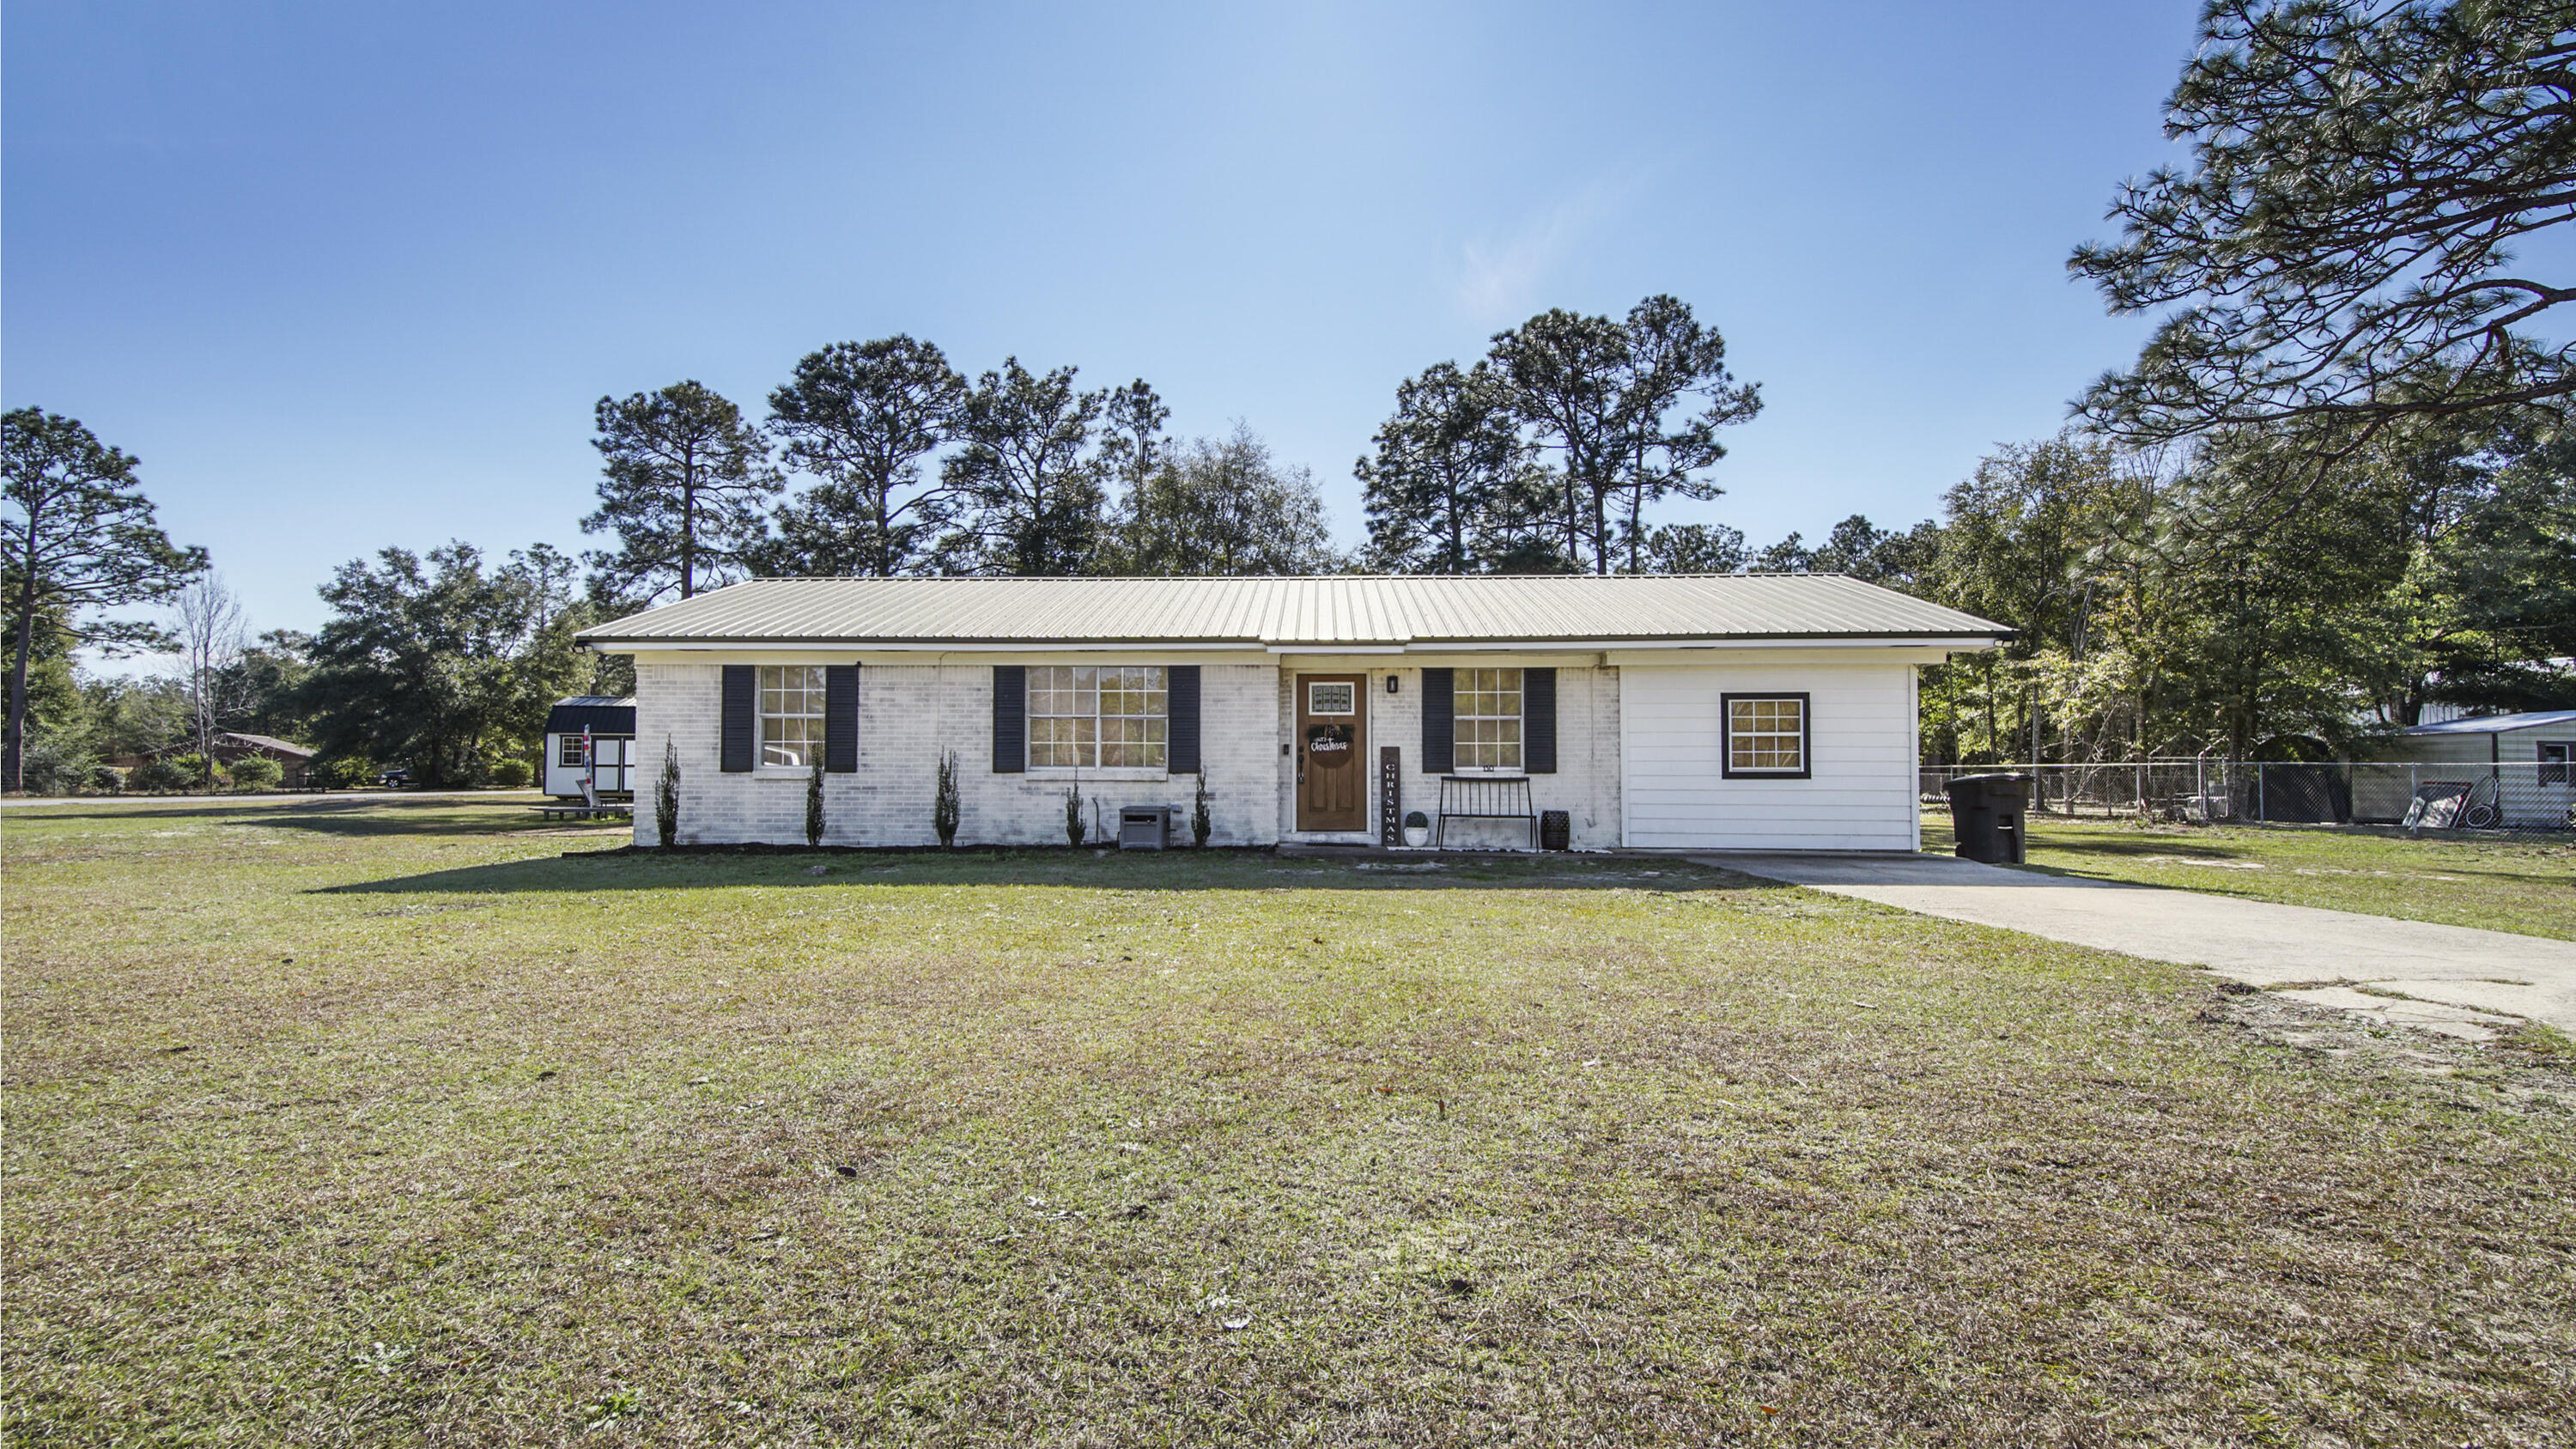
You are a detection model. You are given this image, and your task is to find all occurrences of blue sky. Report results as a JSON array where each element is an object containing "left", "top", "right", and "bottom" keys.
[{"left": 4, "top": 0, "right": 2200, "bottom": 636}]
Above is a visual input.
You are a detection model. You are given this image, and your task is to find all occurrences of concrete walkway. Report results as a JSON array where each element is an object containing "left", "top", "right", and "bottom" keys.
[{"left": 1706, "top": 852, "right": 2576, "bottom": 1038}]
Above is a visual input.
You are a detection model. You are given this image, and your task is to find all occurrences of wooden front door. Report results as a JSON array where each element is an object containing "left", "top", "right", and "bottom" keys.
[{"left": 1296, "top": 674, "right": 1368, "bottom": 831}]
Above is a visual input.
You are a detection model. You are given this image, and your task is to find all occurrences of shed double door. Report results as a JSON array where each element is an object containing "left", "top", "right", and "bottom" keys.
[{"left": 1296, "top": 674, "right": 1367, "bottom": 831}]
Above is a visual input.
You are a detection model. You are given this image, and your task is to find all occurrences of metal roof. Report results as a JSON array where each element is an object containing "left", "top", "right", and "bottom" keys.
[
  {"left": 216, "top": 732, "right": 314, "bottom": 758},
  {"left": 2399, "top": 709, "right": 2576, "bottom": 736},
  {"left": 576, "top": 575, "right": 2010, "bottom": 648},
  {"left": 544, "top": 697, "right": 638, "bottom": 734}
]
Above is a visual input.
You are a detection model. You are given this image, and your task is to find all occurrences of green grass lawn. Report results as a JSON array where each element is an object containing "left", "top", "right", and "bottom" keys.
[
  {"left": 7, "top": 798, "right": 2574, "bottom": 1446},
  {"left": 1923, "top": 810, "right": 2576, "bottom": 941}
]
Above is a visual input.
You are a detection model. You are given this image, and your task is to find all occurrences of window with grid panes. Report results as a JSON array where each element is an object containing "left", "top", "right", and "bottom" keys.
[
  {"left": 1028, "top": 665, "right": 1166, "bottom": 770},
  {"left": 1726, "top": 696, "right": 1807, "bottom": 774},
  {"left": 758, "top": 666, "right": 828, "bottom": 769},
  {"left": 1455, "top": 667, "right": 1522, "bottom": 771},
  {"left": 559, "top": 735, "right": 588, "bottom": 767}
]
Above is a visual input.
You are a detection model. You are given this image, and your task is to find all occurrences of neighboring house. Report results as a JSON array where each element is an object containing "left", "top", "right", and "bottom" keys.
[
  {"left": 574, "top": 575, "right": 2012, "bottom": 852},
  {"left": 114, "top": 732, "right": 317, "bottom": 788},
  {"left": 542, "top": 696, "right": 638, "bottom": 800},
  {"left": 2355, "top": 709, "right": 2576, "bottom": 827}
]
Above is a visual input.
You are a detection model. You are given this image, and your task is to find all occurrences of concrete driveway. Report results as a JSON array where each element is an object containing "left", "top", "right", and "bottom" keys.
[{"left": 1706, "top": 852, "right": 2576, "bottom": 1038}]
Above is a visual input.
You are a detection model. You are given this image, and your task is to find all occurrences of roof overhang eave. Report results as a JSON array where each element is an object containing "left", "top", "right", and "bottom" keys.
[{"left": 581, "top": 630, "right": 2014, "bottom": 653}]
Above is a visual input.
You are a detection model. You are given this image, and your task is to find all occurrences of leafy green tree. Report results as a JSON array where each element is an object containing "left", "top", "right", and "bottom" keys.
[
  {"left": 301, "top": 542, "right": 592, "bottom": 786},
  {"left": 1113, "top": 426, "right": 1338, "bottom": 575},
  {"left": 1790, "top": 515, "right": 1946, "bottom": 590},
  {"left": 584, "top": 381, "right": 780, "bottom": 602},
  {"left": 77, "top": 674, "right": 188, "bottom": 760},
  {"left": 1099, "top": 381, "right": 1170, "bottom": 508},
  {"left": 1752, "top": 533, "right": 1814, "bottom": 572},
  {"left": 224, "top": 630, "right": 316, "bottom": 742},
  {"left": 2345, "top": 408, "right": 2576, "bottom": 720},
  {"left": 1358, "top": 362, "right": 1546, "bottom": 572},
  {"left": 936, "top": 359, "right": 1110, "bottom": 575},
  {"left": 760, "top": 337, "right": 966, "bottom": 578},
  {"left": 2, "top": 408, "right": 205, "bottom": 791},
  {"left": 1488, "top": 295, "right": 1761, "bottom": 572},
  {"left": 2074, "top": 0, "right": 2576, "bottom": 450},
  {"left": 1639, "top": 521, "right": 1750, "bottom": 574},
  {"left": 2, "top": 594, "right": 84, "bottom": 766}
]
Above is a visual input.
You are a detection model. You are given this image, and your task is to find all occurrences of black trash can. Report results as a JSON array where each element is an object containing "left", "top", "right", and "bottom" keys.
[
  {"left": 1539, "top": 809, "right": 1571, "bottom": 851},
  {"left": 1944, "top": 773, "right": 2031, "bottom": 865}
]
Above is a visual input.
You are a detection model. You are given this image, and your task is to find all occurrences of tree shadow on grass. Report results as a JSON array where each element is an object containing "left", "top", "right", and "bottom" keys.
[
  {"left": 9, "top": 796, "right": 582, "bottom": 839},
  {"left": 318, "top": 849, "right": 1786, "bottom": 898}
]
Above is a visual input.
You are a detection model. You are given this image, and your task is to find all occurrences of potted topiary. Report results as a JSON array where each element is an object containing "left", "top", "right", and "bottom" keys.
[{"left": 1402, "top": 809, "right": 1431, "bottom": 849}]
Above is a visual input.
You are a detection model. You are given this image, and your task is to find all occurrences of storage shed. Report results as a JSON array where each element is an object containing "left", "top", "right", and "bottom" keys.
[
  {"left": 2354, "top": 709, "right": 2576, "bottom": 828},
  {"left": 542, "top": 696, "right": 638, "bottom": 799}
]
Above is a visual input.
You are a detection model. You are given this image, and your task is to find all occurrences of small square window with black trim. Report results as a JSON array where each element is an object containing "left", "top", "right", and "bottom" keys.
[
  {"left": 1722, "top": 693, "right": 1810, "bottom": 779},
  {"left": 2541, "top": 741, "right": 2572, "bottom": 786}
]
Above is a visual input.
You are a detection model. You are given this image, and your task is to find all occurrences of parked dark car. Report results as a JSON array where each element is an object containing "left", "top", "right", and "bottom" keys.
[{"left": 377, "top": 767, "right": 411, "bottom": 788}]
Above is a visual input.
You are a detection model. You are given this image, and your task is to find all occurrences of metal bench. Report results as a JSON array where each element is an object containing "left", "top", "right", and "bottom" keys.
[
  {"left": 1436, "top": 775, "right": 1537, "bottom": 849},
  {"left": 532, "top": 779, "right": 635, "bottom": 823}
]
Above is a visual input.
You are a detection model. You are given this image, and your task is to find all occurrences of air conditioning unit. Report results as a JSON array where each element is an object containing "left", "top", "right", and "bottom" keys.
[{"left": 1118, "top": 805, "right": 1176, "bottom": 850}]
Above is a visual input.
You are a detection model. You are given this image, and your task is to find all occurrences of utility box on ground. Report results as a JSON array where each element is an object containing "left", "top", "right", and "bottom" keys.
[
  {"left": 1119, "top": 806, "right": 1175, "bottom": 850},
  {"left": 1944, "top": 773, "right": 2031, "bottom": 865}
]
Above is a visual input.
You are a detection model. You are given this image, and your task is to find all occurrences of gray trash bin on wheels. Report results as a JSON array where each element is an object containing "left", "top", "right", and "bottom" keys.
[{"left": 1944, "top": 772, "right": 2031, "bottom": 865}]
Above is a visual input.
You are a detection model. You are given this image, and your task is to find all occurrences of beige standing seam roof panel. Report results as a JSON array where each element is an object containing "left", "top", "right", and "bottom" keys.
[{"left": 575, "top": 575, "right": 2011, "bottom": 648}]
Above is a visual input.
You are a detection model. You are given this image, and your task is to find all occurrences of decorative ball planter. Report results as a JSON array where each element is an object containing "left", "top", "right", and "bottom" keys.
[{"left": 1401, "top": 810, "right": 1431, "bottom": 849}]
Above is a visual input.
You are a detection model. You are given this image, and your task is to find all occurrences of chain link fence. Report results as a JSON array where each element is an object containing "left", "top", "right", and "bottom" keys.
[{"left": 1920, "top": 761, "right": 2576, "bottom": 837}]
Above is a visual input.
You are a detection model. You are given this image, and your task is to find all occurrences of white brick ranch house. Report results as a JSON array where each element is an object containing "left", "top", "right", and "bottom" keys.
[{"left": 575, "top": 575, "right": 2009, "bottom": 852}]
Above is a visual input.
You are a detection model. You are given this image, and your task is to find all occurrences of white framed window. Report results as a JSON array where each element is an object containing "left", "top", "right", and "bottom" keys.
[
  {"left": 1455, "top": 667, "right": 1522, "bottom": 772},
  {"left": 2541, "top": 741, "right": 2572, "bottom": 786},
  {"left": 558, "top": 735, "right": 588, "bottom": 767},
  {"left": 1722, "top": 693, "right": 1809, "bottom": 779},
  {"left": 1030, "top": 665, "right": 1167, "bottom": 770},
  {"left": 759, "top": 666, "right": 828, "bottom": 769},
  {"left": 1307, "top": 680, "right": 1355, "bottom": 715}
]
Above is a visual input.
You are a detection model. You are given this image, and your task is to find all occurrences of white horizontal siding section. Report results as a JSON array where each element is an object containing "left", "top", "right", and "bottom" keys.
[{"left": 1620, "top": 662, "right": 1917, "bottom": 851}]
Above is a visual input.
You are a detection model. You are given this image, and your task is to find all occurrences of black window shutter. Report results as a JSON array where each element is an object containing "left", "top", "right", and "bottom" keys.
[
  {"left": 992, "top": 666, "right": 1026, "bottom": 774},
  {"left": 720, "top": 665, "right": 755, "bottom": 773},
  {"left": 1422, "top": 667, "right": 1455, "bottom": 774},
  {"left": 824, "top": 663, "right": 860, "bottom": 773},
  {"left": 1167, "top": 665, "right": 1201, "bottom": 774},
  {"left": 1524, "top": 667, "right": 1558, "bottom": 774}
]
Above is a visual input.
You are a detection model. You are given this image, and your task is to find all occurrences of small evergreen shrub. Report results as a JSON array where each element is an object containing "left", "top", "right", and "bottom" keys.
[
  {"left": 228, "top": 757, "right": 285, "bottom": 791},
  {"left": 933, "top": 751, "right": 960, "bottom": 848},
  {"left": 805, "top": 757, "right": 826, "bottom": 848},
  {"left": 654, "top": 738, "right": 680, "bottom": 847},
  {"left": 489, "top": 758, "right": 534, "bottom": 789},
  {"left": 166, "top": 753, "right": 218, "bottom": 790},
  {"left": 1064, "top": 783, "right": 1085, "bottom": 847},
  {"left": 88, "top": 764, "right": 126, "bottom": 795},
  {"left": 131, "top": 758, "right": 191, "bottom": 793},
  {"left": 1192, "top": 773, "right": 1213, "bottom": 846},
  {"left": 19, "top": 738, "right": 99, "bottom": 795},
  {"left": 316, "top": 756, "right": 375, "bottom": 790}
]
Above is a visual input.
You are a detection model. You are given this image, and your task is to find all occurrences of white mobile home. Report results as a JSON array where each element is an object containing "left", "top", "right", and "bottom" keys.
[{"left": 574, "top": 575, "right": 2009, "bottom": 852}]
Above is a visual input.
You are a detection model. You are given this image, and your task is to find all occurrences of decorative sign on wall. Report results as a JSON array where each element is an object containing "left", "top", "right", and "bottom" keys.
[{"left": 1378, "top": 746, "right": 1401, "bottom": 847}]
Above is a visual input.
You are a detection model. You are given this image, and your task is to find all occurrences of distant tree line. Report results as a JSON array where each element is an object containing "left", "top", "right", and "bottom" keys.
[
  {"left": 9, "top": 0, "right": 2570, "bottom": 788},
  {"left": 580, "top": 342, "right": 1340, "bottom": 606}
]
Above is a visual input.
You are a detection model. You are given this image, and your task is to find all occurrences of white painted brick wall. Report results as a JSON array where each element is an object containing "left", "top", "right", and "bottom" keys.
[{"left": 631, "top": 661, "right": 1280, "bottom": 847}]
